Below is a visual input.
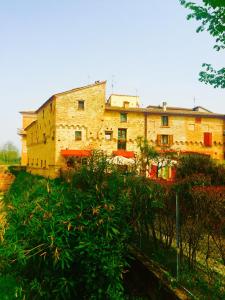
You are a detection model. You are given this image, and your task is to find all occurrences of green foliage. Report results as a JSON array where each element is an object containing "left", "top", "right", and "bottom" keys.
[
  {"left": 8, "top": 166, "right": 26, "bottom": 176},
  {"left": 199, "top": 64, "right": 225, "bottom": 88},
  {"left": 0, "top": 142, "right": 20, "bottom": 165},
  {"left": 180, "top": 0, "right": 225, "bottom": 88},
  {"left": 0, "top": 157, "right": 131, "bottom": 299},
  {"left": 0, "top": 275, "right": 21, "bottom": 300},
  {"left": 176, "top": 154, "right": 225, "bottom": 185},
  {"left": 136, "top": 137, "right": 158, "bottom": 176},
  {"left": 176, "top": 154, "right": 215, "bottom": 178}
]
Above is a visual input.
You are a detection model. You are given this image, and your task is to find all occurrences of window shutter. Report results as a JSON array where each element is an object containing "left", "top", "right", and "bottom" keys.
[
  {"left": 204, "top": 132, "right": 212, "bottom": 147},
  {"left": 157, "top": 135, "right": 161, "bottom": 146},
  {"left": 195, "top": 117, "right": 201, "bottom": 123},
  {"left": 169, "top": 135, "right": 173, "bottom": 145}
]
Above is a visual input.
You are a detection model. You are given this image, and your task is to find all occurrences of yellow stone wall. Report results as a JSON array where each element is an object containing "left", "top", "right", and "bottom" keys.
[
  {"left": 26, "top": 97, "right": 57, "bottom": 177},
  {"left": 55, "top": 82, "right": 106, "bottom": 170},
  {"left": 20, "top": 113, "right": 37, "bottom": 165},
  {"left": 22, "top": 81, "right": 225, "bottom": 178},
  {"left": 108, "top": 94, "right": 140, "bottom": 108},
  {"left": 146, "top": 114, "right": 224, "bottom": 160},
  {"left": 100, "top": 110, "right": 145, "bottom": 153}
]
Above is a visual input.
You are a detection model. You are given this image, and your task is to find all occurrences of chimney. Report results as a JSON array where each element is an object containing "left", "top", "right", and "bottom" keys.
[{"left": 162, "top": 101, "right": 167, "bottom": 112}]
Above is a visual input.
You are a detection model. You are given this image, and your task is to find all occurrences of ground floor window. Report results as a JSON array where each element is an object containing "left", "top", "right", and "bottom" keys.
[{"left": 118, "top": 128, "right": 127, "bottom": 150}]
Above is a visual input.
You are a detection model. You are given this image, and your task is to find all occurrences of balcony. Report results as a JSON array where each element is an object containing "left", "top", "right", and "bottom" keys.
[{"left": 17, "top": 128, "right": 27, "bottom": 136}]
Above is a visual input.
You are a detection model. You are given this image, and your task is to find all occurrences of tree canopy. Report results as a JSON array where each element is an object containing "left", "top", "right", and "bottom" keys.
[
  {"left": 180, "top": 0, "right": 225, "bottom": 88},
  {"left": 0, "top": 142, "right": 20, "bottom": 164}
]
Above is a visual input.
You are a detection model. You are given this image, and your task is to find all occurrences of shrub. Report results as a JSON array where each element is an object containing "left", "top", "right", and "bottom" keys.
[{"left": 0, "top": 159, "right": 131, "bottom": 299}]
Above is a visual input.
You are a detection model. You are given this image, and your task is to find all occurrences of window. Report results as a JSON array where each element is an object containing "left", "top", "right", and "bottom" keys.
[
  {"left": 157, "top": 134, "right": 173, "bottom": 146},
  {"left": 120, "top": 113, "right": 127, "bottom": 122},
  {"left": 161, "top": 135, "right": 169, "bottom": 145},
  {"left": 204, "top": 132, "right": 212, "bottom": 147},
  {"left": 43, "top": 133, "right": 47, "bottom": 144},
  {"left": 78, "top": 100, "right": 85, "bottom": 110},
  {"left": 52, "top": 131, "right": 55, "bottom": 140},
  {"left": 75, "top": 131, "right": 82, "bottom": 141},
  {"left": 118, "top": 128, "right": 127, "bottom": 150},
  {"left": 50, "top": 103, "right": 53, "bottom": 112},
  {"left": 195, "top": 117, "right": 201, "bottom": 123},
  {"left": 105, "top": 131, "right": 113, "bottom": 140},
  {"left": 161, "top": 116, "right": 168, "bottom": 126},
  {"left": 43, "top": 109, "right": 44, "bottom": 118}
]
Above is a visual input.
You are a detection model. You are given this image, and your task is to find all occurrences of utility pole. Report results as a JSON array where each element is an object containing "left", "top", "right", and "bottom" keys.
[{"left": 176, "top": 192, "right": 180, "bottom": 281}]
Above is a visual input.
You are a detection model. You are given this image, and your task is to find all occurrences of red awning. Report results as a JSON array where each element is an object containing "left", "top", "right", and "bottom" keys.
[
  {"left": 61, "top": 150, "right": 92, "bottom": 157},
  {"left": 112, "top": 150, "right": 135, "bottom": 158}
]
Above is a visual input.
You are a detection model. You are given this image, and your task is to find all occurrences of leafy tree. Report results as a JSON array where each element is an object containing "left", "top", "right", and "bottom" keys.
[
  {"left": 0, "top": 142, "right": 20, "bottom": 164},
  {"left": 180, "top": 0, "right": 225, "bottom": 88},
  {"left": 136, "top": 137, "right": 158, "bottom": 176}
]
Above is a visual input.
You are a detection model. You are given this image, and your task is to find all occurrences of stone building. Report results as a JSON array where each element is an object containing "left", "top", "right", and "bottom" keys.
[{"left": 19, "top": 81, "right": 225, "bottom": 178}]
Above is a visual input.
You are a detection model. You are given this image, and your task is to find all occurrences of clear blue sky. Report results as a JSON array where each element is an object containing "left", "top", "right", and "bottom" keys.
[{"left": 0, "top": 0, "right": 224, "bottom": 149}]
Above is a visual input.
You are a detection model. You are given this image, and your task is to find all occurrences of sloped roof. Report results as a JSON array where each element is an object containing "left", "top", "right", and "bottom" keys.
[
  {"left": 36, "top": 81, "right": 106, "bottom": 113},
  {"left": 105, "top": 104, "right": 224, "bottom": 118}
]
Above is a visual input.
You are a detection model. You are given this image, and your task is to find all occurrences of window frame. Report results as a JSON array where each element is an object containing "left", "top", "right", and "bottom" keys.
[
  {"left": 204, "top": 132, "right": 212, "bottom": 147},
  {"left": 78, "top": 100, "right": 85, "bottom": 110},
  {"left": 161, "top": 134, "right": 169, "bottom": 145},
  {"left": 43, "top": 133, "right": 47, "bottom": 144},
  {"left": 120, "top": 112, "right": 127, "bottom": 123},
  {"left": 105, "top": 131, "right": 113, "bottom": 141},
  {"left": 161, "top": 115, "right": 169, "bottom": 127},
  {"left": 75, "top": 130, "right": 82, "bottom": 141},
  {"left": 118, "top": 128, "right": 127, "bottom": 150}
]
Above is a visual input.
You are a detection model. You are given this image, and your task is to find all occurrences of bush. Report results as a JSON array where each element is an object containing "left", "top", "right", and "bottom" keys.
[{"left": 0, "top": 159, "right": 131, "bottom": 299}]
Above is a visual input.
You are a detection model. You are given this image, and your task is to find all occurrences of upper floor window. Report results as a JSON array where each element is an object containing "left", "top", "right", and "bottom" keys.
[
  {"left": 75, "top": 131, "right": 82, "bottom": 141},
  {"left": 161, "top": 116, "right": 168, "bottom": 126},
  {"left": 120, "top": 113, "right": 127, "bottom": 123},
  {"left": 78, "top": 100, "right": 85, "bottom": 110}
]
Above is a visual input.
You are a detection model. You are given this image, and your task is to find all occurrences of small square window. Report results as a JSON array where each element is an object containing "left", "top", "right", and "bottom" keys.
[
  {"left": 78, "top": 100, "right": 85, "bottom": 110},
  {"left": 161, "top": 116, "right": 168, "bottom": 126},
  {"left": 120, "top": 113, "right": 127, "bottom": 122},
  {"left": 105, "top": 131, "right": 113, "bottom": 140},
  {"left": 161, "top": 135, "right": 169, "bottom": 145},
  {"left": 75, "top": 131, "right": 82, "bottom": 141}
]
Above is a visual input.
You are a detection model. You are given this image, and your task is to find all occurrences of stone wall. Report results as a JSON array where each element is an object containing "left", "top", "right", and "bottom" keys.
[{"left": 22, "top": 81, "right": 225, "bottom": 178}]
